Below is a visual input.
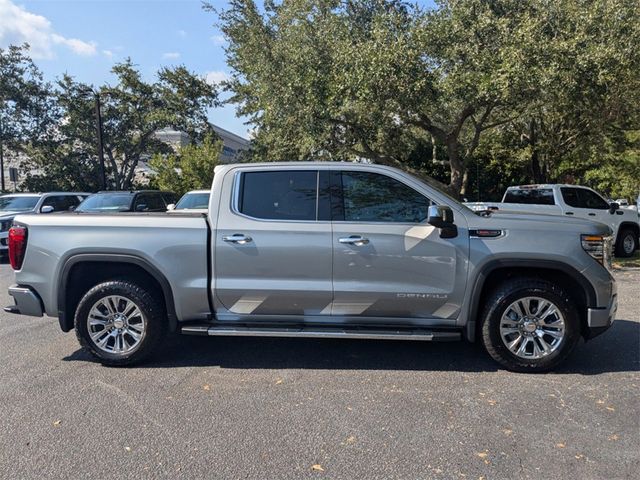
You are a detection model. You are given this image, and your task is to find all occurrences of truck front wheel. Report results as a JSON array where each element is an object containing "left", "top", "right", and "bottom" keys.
[
  {"left": 74, "top": 280, "right": 167, "bottom": 366},
  {"left": 480, "top": 278, "right": 581, "bottom": 372}
]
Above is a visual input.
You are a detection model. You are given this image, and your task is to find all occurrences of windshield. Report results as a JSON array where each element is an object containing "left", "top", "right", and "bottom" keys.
[
  {"left": 77, "top": 193, "right": 133, "bottom": 212},
  {"left": 0, "top": 196, "right": 39, "bottom": 212},
  {"left": 175, "top": 192, "right": 210, "bottom": 209}
]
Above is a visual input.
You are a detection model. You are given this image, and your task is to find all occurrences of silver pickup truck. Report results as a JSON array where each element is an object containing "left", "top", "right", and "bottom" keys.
[{"left": 6, "top": 163, "right": 617, "bottom": 372}]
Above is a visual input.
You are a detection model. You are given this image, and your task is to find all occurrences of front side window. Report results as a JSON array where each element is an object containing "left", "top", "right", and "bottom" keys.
[
  {"left": 42, "top": 195, "right": 80, "bottom": 212},
  {"left": 578, "top": 189, "right": 609, "bottom": 209},
  {"left": 339, "top": 171, "right": 431, "bottom": 223},
  {"left": 238, "top": 170, "right": 318, "bottom": 221}
]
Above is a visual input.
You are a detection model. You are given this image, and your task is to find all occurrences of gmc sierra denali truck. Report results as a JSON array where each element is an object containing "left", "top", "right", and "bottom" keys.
[{"left": 6, "top": 163, "right": 617, "bottom": 372}]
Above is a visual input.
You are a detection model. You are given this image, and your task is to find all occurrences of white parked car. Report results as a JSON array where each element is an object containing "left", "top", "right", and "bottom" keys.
[{"left": 167, "top": 189, "right": 210, "bottom": 213}]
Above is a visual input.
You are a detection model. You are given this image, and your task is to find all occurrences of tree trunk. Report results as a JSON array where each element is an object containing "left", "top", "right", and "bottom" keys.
[
  {"left": 446, "top": 136, "right": 464, "bottom": 198},
  {"left": 529, "top": 118, "right": 543, "bottom": 183}
]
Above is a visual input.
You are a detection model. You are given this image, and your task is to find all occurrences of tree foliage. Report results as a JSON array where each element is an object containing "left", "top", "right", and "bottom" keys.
[
  {"left": 24, "top": 60, "right": 219, "bottom": 191},
  {"left": 149, "top": 134, "right": 222, "bottom": 196},
  {"left": 218, "top": 0, "right": 640, "bottom": 199}
]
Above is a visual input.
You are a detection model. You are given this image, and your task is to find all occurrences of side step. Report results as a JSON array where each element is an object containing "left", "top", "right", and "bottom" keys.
[{"left": 181, "top": 325, "right": 461, "bottom": 342}]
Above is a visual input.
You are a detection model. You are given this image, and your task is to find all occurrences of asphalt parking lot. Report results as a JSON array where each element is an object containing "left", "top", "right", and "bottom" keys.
[{"left": 0, "top": 263, "right": 638, "bottom": 480}]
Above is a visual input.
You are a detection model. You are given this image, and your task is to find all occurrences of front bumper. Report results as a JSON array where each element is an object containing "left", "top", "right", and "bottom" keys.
[
  {"left": 5, "top": 285, "right": 44, "bottom": 317},
  {"left": 585, "top": 293, "right": 617, "bottom": 339}
]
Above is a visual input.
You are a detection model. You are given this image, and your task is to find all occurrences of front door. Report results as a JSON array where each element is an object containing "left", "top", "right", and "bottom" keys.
[
  {"left": 330, "top": 170, "right": 468, "bottom": 321},
  {"left": 214, "top": 168, "right": 333, "bottom": 319}
]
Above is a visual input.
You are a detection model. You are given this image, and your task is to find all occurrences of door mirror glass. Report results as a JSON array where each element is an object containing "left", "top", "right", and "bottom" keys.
[
  {"left": 609, "top": 202, "right": 619, "bottom": 214},
  {"left": 40, "top": 205, "right": 54, "bottom": 214}
]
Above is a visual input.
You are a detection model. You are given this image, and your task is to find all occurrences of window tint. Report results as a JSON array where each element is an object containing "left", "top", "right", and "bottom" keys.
[
  {"left": 135, "top": 193, "right": 165, "bottom": 212},
  {"left": 561, "top": 187, "right": 581, "bottom": 208},
  {"left": 339, "top": 171, "right": 431, "bottom": 223},
  {"left": 578, "top": 189, "right": 609, "bottom": 209},
  {"left": 42, "top": 195, "right": 81, "bottom": 212},
  {"left": 561, "top": 187, "right": 609, "bottom": 209},
  {"left": 504, "top": 188, "right": 555, "bottom": 205},
  {"left": 238, "top": 171, "right": 318, "bottom": 221}
]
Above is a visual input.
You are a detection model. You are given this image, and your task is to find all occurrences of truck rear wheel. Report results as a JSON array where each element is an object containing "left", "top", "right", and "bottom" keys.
[
  {"left": 480, "top": 278, "right": 581, "bottom": 372},
  {"left": 74, "top": 280, "right": 167, "bottom": 366},
  {"left": 615, "top": 227, "right": 638, "bottom": 258}
]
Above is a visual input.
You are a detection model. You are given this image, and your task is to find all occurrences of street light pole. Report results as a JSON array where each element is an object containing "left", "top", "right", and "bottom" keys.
[{"left": 94, "top": 93, "right": 107, "bottom": 190}]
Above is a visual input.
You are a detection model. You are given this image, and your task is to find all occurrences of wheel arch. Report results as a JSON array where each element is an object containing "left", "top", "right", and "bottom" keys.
[
  {"left": 465, "top": 259, "right": 596, "bottom": 342},
  {"left": 57, "top": 254, "right": 177, "bottom": 333},
  {"left": 617, "top": 222, "right": 639, "bottom": 244}
]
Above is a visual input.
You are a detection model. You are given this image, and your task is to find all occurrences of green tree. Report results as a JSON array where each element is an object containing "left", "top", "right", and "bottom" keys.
[
  {"left": 0, "top": 44, "right": 56, "bottom": 191},
  {"left": 25, "top": 59, "right": 219, "bottom": 191},
  {"left": 149, "top": 134, "right": 222, "bottom": 196},
  {"left": 217, "top": 0, "right": 548, "bottom": 196}
]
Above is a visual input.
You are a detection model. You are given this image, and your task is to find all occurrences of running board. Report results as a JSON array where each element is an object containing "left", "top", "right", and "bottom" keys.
[{"left": 181, "top": 325, "right": 461, "bottom": 342}]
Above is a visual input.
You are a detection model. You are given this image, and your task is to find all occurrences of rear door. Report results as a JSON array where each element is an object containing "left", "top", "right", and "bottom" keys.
[
  {"left": 214, "top": 168, "right": 333, "bottom": 318},
  {"left": 330, "top": 169, "right": 469, "bottom": 321}
]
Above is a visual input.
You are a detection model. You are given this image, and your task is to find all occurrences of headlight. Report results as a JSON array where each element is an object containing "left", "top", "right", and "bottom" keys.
[{"left": 581, "top": 234, "right": 613, "bottom": 271}]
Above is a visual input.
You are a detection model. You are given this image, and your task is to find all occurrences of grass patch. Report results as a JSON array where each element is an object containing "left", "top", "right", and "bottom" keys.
[{"left": 613, "top": 251, "right": 640, "bottom": 269}]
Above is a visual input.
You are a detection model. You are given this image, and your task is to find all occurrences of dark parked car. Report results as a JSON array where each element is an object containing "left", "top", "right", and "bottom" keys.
[{"left": 76, "top": 190, "right": 177, "bottom": 213}]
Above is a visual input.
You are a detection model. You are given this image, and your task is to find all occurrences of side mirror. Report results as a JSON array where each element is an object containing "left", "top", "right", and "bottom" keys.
[
  {"left": 68, "top": 205, "right": 76, "bottom": 211},
  {"left": 609, "top": 202, "right": 619, "bottom": 214},
  {"left": 166, "top": 203, "right": 176, "bottom": 211},
  {"left": 40, "top": 205, "right": 54, "bottom": 214},
  {"left": 135, "top": 204, "right": 147, "bottom": 212},
  {"left": 427, "top": 205, "right": 458, "bottom": 238}
]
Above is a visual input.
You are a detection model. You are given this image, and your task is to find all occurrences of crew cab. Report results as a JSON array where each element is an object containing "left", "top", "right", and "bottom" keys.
[
  {"left": 6, "top": 163, "right": 618, "bottom": 372},
  {"left": 465, "top": 184, "right": 640, "bottom": 257}
]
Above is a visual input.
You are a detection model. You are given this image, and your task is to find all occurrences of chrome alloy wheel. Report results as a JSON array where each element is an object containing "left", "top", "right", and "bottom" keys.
[
  {"left": 87, "top": 295, "right": 146, "bottom": 355},
  {"left": 499, "top": 296, "right": 565, "bottom": 359}
]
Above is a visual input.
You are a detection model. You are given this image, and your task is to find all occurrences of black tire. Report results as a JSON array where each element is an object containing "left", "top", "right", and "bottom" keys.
[
  {"left": 480, "top": 278, "right": 581, "bottom": 373},
  {"left": 615, "top": 227, "right": 638, "bottom": 258},
  {"left": 74, "top": 280, "right": 167, "bottom": 366}
]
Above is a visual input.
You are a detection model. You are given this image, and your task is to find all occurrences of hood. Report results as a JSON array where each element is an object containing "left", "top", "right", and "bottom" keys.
[{"left": 0, "top": 211, "right": 28, "bottom": 219}]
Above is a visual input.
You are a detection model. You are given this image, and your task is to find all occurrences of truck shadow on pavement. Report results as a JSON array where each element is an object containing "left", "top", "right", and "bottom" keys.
[{"left": 63, "top": 319, "right": 639, "bottom": 374}]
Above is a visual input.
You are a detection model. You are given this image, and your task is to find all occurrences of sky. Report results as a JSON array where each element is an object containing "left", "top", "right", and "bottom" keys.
[{"left": 0, "top": 0, "right": 435, "bottom": 139}]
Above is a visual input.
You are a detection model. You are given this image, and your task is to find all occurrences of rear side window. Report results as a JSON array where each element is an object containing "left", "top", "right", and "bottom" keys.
[
  {"left": 337, "top": 171, "right": 431, "bottom": 223},
  {"left": 238, "top": 171, "right": 318, "bottom": 221},
  {"left": 503, "top": 188, "right": 555, "bottom": 205}
]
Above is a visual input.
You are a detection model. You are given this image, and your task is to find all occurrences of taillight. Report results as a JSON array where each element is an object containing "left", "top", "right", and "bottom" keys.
[{"left": 8, "top": 226, "right": 28, "bottom": 270}]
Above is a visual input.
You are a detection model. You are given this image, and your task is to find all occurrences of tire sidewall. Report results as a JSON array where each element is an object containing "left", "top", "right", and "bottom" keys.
[
  {"left": 75, "top": 281, "right": 165, "bottom": 366},
  {"left": 618, "top": 230, "right": 637, "bottom": 257},
  {"left": 482, "top": 282, "right": 580, "bottom": 372}
]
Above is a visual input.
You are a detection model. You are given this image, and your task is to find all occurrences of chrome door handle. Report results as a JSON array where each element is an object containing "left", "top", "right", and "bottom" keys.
[
  {"left": 223, "top": 234, "right": 252, "bottom": 244},
  {"left": 338, "top": 235, "right": 370, "bottom": 246}
]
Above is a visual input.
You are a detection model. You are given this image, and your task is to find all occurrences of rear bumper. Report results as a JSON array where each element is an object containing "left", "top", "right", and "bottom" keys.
[
  {"left": 585, "top": 293, "right": 617, "bottom": 339},
  {"left": 5, "top": 285, "right": 44, "bottom": 317}
]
